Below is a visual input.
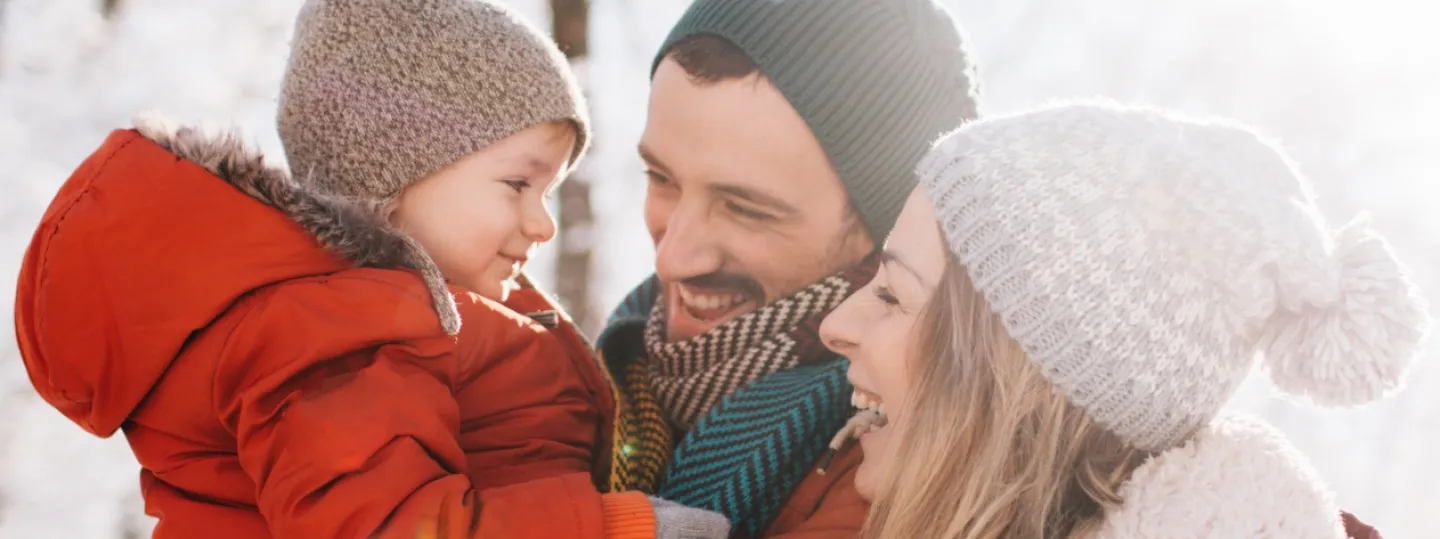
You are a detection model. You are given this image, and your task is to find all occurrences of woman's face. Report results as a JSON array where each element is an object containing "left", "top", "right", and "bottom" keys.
[{"left": 819, "top": 187, "right": 949, "bottom": 501}]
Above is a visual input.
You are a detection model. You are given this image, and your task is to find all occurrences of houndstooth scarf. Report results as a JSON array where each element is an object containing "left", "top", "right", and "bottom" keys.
[{"left": 645, "top": 260, "right": 877, "bottom": 431}]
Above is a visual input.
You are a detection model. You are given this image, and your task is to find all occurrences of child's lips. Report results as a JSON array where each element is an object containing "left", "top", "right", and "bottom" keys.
[{"left": 497, "top": 254, "right": 527, "bottom": 280}]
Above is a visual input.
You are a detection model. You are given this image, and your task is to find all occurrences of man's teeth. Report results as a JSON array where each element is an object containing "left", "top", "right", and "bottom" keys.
[
  {"left": 678, "top": 287, "right": 747, "bottom": 311},
  {"left": 850, "top": 391, "right": 886, "bottom": 417}
]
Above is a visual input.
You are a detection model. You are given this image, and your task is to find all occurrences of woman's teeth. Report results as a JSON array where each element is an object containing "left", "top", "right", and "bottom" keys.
[{"left": 850, "top": 390, "right": 886, "bottom": 418}]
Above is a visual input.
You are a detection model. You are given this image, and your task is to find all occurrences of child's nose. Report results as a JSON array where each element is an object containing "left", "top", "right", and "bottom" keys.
[{"left": 522, "top": 201, "right": 557, "bottom": 243}]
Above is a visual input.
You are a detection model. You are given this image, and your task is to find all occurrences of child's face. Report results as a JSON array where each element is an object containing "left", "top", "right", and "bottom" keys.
[{"left": 390, "top": 121, "right": 576, "bottom": 301}]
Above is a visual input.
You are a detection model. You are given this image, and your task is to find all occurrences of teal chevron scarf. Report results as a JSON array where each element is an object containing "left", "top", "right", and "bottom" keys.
[
  {"left": 661, "top": 360, "right": 854, "bottom": 537},
  {"left": 599, "top": 257, "right": 877, "bottom": 535},
  {"left": 628, "top": 257, "right": 874, "bottom": 536}
]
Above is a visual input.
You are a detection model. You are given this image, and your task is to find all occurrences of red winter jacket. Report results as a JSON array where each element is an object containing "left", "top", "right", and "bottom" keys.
[{"left": 14, "top": 126, "right": 654, "bottom": 538}]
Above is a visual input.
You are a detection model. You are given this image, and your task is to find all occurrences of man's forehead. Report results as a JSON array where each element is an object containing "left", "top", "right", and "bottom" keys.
[
  {"left": 641, "top": 63, "right": 850, "bottom": 209},
  {"left": 641, "top": 138, "right": 829, "bottom": 209}
]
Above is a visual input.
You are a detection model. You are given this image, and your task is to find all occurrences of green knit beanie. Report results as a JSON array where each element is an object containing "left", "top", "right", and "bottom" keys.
[
  {"left": 279, "top": 0, "right": 589, "bottom": 205},
  {"left": 653, "top": 0, "right": 980, "bottom": 244}
]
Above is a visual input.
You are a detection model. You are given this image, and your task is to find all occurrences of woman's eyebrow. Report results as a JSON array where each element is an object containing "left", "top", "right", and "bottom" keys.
[{"left": 878, "top": 249, "right": 931, "bottom": 289}]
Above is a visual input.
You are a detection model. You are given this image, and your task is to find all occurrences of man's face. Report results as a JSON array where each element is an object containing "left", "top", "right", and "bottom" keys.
[{"left": 640, "top": 58, "right": 872, "bottom": 342}]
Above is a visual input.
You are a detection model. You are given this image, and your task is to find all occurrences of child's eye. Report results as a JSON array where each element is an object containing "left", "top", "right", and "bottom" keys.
[{"left": 503, "top": 178, "right": 530, "bottom": 192}]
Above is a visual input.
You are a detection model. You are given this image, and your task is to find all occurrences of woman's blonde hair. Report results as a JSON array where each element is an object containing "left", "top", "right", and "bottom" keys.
[{"left": 861, "top": 252, "right": 1153, "bottom": 539}]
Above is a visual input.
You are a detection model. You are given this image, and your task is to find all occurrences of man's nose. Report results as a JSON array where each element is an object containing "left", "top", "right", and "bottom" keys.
[{"left": 653, "top": 204, "right": 724, "bottom": 284}]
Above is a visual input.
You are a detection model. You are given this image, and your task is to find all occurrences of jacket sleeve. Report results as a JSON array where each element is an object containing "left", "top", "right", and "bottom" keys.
[
  {"left": 211, "top": 273, "right": 654, "bottom": 539},
  {"left": 1341, "top": 511, "right": 1381, "bottom": 539}
]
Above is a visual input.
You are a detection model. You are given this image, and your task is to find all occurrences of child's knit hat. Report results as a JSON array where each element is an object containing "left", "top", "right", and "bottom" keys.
[
  {"left": 278, "top": 0, "right": 589, "bottom": 205},
  {"left": 919, "top": 99, "right": 1430, "bottom": 451},
  {"left": 275, "top": 0, "right": 588, "bottom": 335}
]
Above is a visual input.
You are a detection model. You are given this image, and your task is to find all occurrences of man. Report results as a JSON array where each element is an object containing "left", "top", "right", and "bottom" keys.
[{"left": 595, "top": 0, "right": 981, "bottom": 536}]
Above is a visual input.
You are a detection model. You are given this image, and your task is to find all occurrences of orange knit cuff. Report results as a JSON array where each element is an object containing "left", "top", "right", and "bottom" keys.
[{"left": 601, "top": 491, "right": 656, "bottom": 539}]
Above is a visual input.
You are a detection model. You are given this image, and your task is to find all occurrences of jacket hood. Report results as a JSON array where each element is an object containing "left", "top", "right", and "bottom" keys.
[
  {"left": 14, "top": 120, "right": 458, "bottom": 437},
  {"left": 1094, "top": 413, "right": 1347, "bottom": 539}
]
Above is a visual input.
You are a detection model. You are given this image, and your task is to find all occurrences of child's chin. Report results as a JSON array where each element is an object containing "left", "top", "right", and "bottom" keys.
[
  {"left": 485, "top": 281, "right": 512, "bottom": 303},
  {"left": 457, "top": 278, "right": 509, "bottom": 303}
]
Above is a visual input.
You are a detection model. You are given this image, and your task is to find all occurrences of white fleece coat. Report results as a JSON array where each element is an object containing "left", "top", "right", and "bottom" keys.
[{"left": 1093, "top": 413, "right": 1348, "bottom": 538}]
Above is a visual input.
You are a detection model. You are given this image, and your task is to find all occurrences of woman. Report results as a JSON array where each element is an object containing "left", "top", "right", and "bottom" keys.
[{"left": 819, "top": 101, "right": 1429, "bottom": 538}]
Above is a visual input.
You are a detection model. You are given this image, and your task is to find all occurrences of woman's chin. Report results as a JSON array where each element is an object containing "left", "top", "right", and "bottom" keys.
[
  {"left": 853, "top": 427, "right": 891, "bottom": 502},
  {"left": 852, "top": 463, "right": 877, "bottom": 502}
]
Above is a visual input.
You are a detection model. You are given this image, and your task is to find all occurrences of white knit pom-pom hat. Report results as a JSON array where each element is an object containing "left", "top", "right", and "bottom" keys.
[{"left": 918, "top": 99, "right": 1431, "bottom": 451}]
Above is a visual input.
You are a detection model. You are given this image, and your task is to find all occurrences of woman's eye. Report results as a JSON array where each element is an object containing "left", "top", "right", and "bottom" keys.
[{"left": 873, "top": 285, "right": 901, "bottom": 306}]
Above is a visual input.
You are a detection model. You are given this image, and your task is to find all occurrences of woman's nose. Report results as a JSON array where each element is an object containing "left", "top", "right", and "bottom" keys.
[{"left": 819, "top": 294, "right": 862, "bottom": 355}]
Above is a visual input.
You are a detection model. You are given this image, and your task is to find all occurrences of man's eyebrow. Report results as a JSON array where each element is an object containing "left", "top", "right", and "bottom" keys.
[
  {"left": 878, "top": 249, "right": 930, "bottom": 288},
  {"left": 708, "top": 182, "right": 799, "bottom": 216},
  {"left": 637, "top": 144, "right": 673, "bottom": 176}
]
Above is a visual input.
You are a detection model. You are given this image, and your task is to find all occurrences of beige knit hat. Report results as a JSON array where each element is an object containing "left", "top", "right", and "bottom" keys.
[
  {"left": 278, "top": 0, "right": 589, "bottom": 204},
  {"left": 275, "top": 0, "right": 588, "bottom": 335},
  {"left": 918, "top": 99, "right": 1431, "bottom": 451}
]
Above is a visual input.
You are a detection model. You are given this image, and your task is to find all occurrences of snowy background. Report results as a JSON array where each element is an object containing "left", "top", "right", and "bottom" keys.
[{"left": 1, "top": 0, "right": 1436, "bottom": 536}]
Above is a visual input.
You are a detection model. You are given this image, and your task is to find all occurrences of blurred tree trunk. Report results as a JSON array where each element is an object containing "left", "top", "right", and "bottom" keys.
[
  {"left": 549, "top": 0, "right": 596, "bottom": 334},
  {"left": 0, "top": 0, "right": 7, "bottom": 77},
  {"left": 99, "top": 0, "right": 124, "bottom": 19},
  {"left": 551, "top": 0, "right": 587, "bottom": 58}
]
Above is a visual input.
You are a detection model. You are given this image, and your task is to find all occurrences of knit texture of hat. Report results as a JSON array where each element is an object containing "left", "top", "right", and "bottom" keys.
[
  {"left": 919, "top": 100, "right": 1431, "bottom": 451},
  {"left": 279, "top": 0, "right": 589, "bottom": 204},
  {"left": 653, "top": 0, "right": 980, "bottom": 244}
]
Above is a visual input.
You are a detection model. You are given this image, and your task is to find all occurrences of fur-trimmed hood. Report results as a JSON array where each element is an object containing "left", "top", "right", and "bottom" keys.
[
  {"left": 14, "top": 122, "right": 457, "bottom": 437},
  {"left": 133, "top": 119, "right": 461, "bottom": 334},
  {"left": 1093, "top": 413, "right": 1349, "bottom": 539}
]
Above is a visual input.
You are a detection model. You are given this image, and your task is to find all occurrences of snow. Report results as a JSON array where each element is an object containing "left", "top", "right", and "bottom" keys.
[{"left": 0, "top": 0, "right": 1435, "bottom": 536}]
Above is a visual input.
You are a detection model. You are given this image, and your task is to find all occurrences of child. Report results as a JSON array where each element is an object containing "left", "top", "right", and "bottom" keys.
[{"left": 13, "top": 0, "right": 728, "bottom": 538}]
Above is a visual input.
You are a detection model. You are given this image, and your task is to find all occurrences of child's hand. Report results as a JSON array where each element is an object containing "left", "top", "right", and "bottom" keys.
[{"left": 648, "top": 497, "right": 732, "bottom": 539}]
